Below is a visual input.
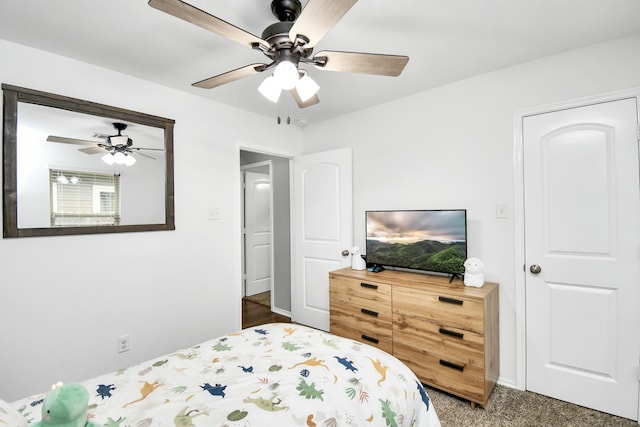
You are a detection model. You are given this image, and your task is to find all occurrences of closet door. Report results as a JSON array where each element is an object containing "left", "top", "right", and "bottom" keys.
[{"left": 523, "top": 97, "right": 640, "bottom": 420}]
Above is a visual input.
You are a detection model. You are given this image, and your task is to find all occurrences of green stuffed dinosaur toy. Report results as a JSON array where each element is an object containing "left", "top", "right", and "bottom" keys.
[{"left": 32, "top": 383, "right": 100, "bottom": 427}]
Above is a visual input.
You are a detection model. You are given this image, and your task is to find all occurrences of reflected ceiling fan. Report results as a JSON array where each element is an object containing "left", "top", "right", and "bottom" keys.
[
  {"left": 46, "top": 122, "right": 161, "bottom": 166},
  {"left": 147, "top": 0, "right": 409, "bottom": 108}
]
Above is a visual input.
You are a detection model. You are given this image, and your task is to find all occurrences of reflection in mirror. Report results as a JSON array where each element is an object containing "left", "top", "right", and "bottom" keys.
[{"left": 3, "top": 84, "right": 175, "bottom": 238}]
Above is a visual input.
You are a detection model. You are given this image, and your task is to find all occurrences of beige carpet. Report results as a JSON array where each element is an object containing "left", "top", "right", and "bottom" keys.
[
  {"left": 244, "top": 291, "right": 270, "bottom": 308},
  {"left": 427, "top": 384, "right": 636, "bottom": 426}
]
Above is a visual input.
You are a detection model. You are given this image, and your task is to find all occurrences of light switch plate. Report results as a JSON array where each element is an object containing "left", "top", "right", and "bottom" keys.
[
  {"left": 496, "top": 204, "right": 508, "bottom": 219},
  {"left": 208, "top": 208, "right": 221, "bottom": 220}
]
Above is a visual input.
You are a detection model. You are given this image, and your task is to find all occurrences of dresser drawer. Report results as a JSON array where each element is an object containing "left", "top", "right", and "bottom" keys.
[
  {"left": 330, "top": 296, "right": 392, "bottom": 327},
  {"left": 394, "top": 340, "right": 485, "bottom": 403},
  {"left": 393, "top": 313, "right": 484, "bottom": 357},
  {"left": 330, "top": 320, "right": 393, "bottom": 354},
  {"left": 393, "top": 286, "right": 485, "bottom": 334},
  {"left": 330, "top": 275, "right": 391, "bottom": 304}
]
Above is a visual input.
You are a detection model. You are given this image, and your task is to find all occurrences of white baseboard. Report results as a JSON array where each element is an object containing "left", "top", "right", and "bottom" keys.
[
  {"left": 271, "top": 306, "right": 291, "bottom": 318},
  {"left": 497, "top": 377, "right": 519, "bottom": 390}
]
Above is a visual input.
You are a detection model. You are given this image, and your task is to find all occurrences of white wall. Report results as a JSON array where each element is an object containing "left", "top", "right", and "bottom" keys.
[
  {"left": 301, "top": 34, "right": 640, "bottom": 388},
  {"left": 0, "top": 40, "right": 302, "bottom": 401}
]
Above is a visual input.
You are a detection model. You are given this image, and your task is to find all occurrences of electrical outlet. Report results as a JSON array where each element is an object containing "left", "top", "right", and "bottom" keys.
[{"left": 118, "top": 335, "right": 130, "bottom": 353}]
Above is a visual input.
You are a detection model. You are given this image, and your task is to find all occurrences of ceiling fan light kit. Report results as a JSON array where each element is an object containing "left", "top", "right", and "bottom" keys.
[
  {"left": 147, "top": 0, "right": 409, "bottom": 114},
  {"left": 102, "top": 151, "right": 137, "bottom": 166},
  {"left": 258, "top": 70, "right": 319, "bottom": 103}
]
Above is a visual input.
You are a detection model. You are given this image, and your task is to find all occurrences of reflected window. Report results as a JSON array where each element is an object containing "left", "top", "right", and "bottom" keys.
[{"left": 49, "top": 169, "right": 121, "bottom": 227}]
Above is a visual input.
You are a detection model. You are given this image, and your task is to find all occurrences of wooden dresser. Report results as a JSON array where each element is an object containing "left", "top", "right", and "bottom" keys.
[{"left": 329, "top": 267, "right": 499, "bottom": 408}]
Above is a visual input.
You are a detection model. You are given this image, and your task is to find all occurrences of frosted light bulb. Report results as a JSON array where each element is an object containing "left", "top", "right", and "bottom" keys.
[
  {"left": 124, "top": 154, "right": 136, "bottom": 166},
  {"left": 273, "top": 60, "right": 299, "bottom": 90},
  {"left": 258, "top": 76, "right": 281, "bottom": 102},
  {"left": 113, "top": 151, "right": 127, "bottom": 164},
  {"left": 102, "top": 153, "right": 115, "bottom": 165},
  {"left": 296, "top": 75, "right": 319, "bottom": 102}
]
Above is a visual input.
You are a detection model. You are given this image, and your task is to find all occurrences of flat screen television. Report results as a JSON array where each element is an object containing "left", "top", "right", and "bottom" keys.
[{"left": 365, "top": 209, "right": 467, "bottom": 276}]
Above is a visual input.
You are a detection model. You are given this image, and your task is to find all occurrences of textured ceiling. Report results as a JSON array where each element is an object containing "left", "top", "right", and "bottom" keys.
[{"left": 1, "top": 0, "right": 640, "bottom": 126}]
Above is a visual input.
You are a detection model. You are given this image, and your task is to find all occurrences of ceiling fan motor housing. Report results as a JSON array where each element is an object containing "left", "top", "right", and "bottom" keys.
[
  {"left": 110, "top": 122, "right": 133, "bottom": 147},
  {"left": 261, "top": 20, "right": 313, "bottom": 65},
  {"left": 271, "top": 0, "right": 302, "bottom": 22},
  {"left": 261, "top": 21, "right": 295, "bottom": 49}
]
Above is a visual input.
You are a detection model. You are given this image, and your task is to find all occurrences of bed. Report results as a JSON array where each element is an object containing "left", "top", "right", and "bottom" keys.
[{"left": 7, "top": 323, "right": 441, "bottom": 426}]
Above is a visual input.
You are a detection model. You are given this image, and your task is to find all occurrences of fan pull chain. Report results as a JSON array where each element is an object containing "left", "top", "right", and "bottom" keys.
[{"left": 276, "top": 92, "right": 292, "bottom": 125}]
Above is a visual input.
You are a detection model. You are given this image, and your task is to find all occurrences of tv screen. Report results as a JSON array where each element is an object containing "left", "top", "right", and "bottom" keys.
[{"left": 366, "top": 210, "right": 467, "bottom": 275}]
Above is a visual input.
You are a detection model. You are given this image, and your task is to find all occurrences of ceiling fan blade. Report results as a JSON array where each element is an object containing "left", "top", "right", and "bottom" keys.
[
  {"left": 47, "top": 135, "right": 98, "bottom": 146},
  {"left": 314, "top": 50, "right": 409, "bottom": 76},
  {"left": 192, "top": 63, "right": 266, "bottom": 89},
  {"left": 78, "top": 147, "right": 105, "bottom": 155},
  {"left": 130, "top": 147, "right": 165, "bottom": 152},
  {"left": 131, "top": 151, "right": 156, "bottom": 160},
  {"left": 148, "top": 0, "right": 269, "bottom": 50},
  {"left": 289, "top": 0, "right": 358, "bottom": 48}
]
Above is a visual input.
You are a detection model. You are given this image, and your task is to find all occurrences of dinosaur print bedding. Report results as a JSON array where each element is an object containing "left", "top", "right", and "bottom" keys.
[{"left": 12, "top": 323, "right": 441, "bottom": 426}]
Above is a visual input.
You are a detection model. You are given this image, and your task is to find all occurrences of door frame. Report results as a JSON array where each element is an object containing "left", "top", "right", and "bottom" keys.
[
  {"left": 513, "top": 87, "right": 640, "bottom": 399},
  {"left": 236, "top": 142, "right": 297, "bottom": 327},
  {"left": 241, "top": 160, "right": 273, "bottom": 299}
]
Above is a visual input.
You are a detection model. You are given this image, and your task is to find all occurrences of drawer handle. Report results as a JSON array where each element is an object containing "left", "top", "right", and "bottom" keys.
[
  {"left": 439, "top": 328, "right": 464, "bottom": 339},
  {"left": 439, "top": 359, "right": 465, "bottom": 372},
  {"left": 360, "top": 283, "right": 378, "bottom": 290},
  {"left": 361, "top": 308, "right": 379, "bottom": 317},
  {"left": 361, "top": 334, "right": 379, "bottom": 344},
  {"left": 438, "top": 296, "right": 463, "bottom": 305}
]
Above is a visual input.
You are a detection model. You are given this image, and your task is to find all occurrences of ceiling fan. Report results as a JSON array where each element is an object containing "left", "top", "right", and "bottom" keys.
[
  {"left": 47, "top": 122, "right": 161, "bottom": 166},
  {"left": 147, "top": 0, "right": 410, "bottom": 108}
]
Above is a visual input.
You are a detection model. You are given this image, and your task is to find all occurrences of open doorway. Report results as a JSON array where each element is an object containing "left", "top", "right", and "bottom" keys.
[{"left": 240, "top": 150, "right": 292, "bottom": 319}]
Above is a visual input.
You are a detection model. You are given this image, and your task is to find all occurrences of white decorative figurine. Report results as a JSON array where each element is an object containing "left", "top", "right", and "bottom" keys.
[
  {"left": 463, "top": 257, "right": 485, "bottom": 287},
  {"left": 351, "top": 246, "right": 367, "bottom": 270}
]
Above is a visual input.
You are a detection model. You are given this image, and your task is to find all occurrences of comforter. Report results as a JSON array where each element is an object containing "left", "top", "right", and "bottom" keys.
[{"left": 12, "top": 323, "right": 440, "bottom": 426}]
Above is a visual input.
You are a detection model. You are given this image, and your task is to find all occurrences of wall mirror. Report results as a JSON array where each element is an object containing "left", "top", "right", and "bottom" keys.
[{"left": 2, "top": 84, "right": 175, "bottom": 238}]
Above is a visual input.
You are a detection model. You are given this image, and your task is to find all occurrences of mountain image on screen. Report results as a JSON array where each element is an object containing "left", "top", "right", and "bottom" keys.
[
  {"left": 366, "top": 210, "right": 467, "bottom": 274},
  {"left": 366, "top": 239, "right": 466, "bottom": 273}
]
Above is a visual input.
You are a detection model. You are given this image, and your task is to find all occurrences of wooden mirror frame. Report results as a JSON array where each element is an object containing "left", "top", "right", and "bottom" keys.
[{"left": 2, "top": 84, "right": 175, "bottom": 238}]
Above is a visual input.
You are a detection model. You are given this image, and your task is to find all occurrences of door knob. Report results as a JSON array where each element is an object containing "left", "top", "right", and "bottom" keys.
[
  {"left": 341, "top": 249, "right": 350, "bottom": 257},
  {"left": 529, "top": 264, "right": 542, "bottom": 274}
]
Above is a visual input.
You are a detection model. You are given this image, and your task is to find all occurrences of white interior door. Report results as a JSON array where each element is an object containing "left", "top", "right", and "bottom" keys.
[
  {"left": 244, "top": 170, "right": 272, "bottom": 297},
  {"left": 523, "top": 97, "right": 640, "bottom": 420},
  {"left": 293, "top": 148, "right": 352, "bottom": 331}
]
